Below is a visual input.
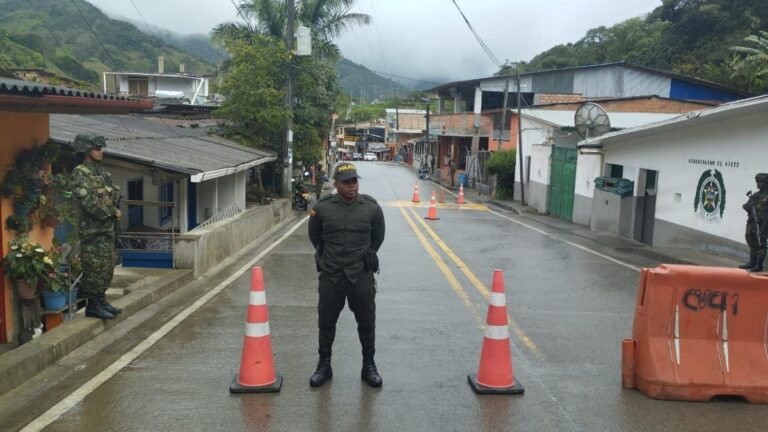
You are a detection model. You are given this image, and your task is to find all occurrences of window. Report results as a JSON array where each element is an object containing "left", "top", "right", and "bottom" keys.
[
  {"left": 609, "top": 164, "right": 624, "bottom": 178},
  {"left": 159, "top": 182, "right": 174, "bottom": 225}
]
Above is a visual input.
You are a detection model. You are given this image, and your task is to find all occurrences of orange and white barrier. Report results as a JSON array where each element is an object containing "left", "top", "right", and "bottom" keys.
[
  {"left": 468, "top": 269, "right": 524, "bottom": 394},
  {"left": 425, "top": 191, "right": 440, "bottom": 220},
  {"left": 623, "top": 265, "right": 768, "bottom": 403},
  {"left": 411, "top": 182, "right": 421, "bottom": 203},
  {"left": 457, "top": 184, "right": 465, "bottom": 205},
  {"left": 230, "top": 266, "right": 282, "bottom": 393}
]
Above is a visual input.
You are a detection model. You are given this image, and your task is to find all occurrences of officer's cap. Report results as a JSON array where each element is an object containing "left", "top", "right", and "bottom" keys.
[
  {"left": 333, "top": 162, "right": 361, "bottom": 181},
  {"left": 73, "top": 134, "right": 107, "bottom": 153},
  {"left": 757, "top": 173, "right": 768, "bottom": 183}
]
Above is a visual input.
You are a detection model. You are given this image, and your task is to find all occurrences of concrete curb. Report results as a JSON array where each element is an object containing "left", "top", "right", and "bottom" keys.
[{"left": 0, "top": 269, "right": 193, "bottom": 397}]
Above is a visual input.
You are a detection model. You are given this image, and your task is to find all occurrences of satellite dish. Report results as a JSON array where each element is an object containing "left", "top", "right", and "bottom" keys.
[{"left": 574, "top": 102, "right": 611, "bottom": 139}]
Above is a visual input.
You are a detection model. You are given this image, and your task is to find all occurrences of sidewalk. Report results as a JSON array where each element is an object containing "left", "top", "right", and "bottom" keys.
[{"left": 428, "top": 175, "right": 744, "bottom": 269}]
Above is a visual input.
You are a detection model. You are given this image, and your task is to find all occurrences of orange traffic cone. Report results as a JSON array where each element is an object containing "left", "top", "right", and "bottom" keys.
[
  {"left": 468, "top": 269, "right": 524, "bottom": 394},
  {"left": 457, "top": 184, "right": 465, "bottom": 205},
  {"left": 425, "top": 191, "right": 440, "bottom": 220},
  {"left": 438, "top": 189, "right": 446, "bottom": 203},
  {"left": 411, "top": 182, "right": 421, "bottom": 203},
  {"left": 230, "top": 267, "right": 282, "bottom": 393}
]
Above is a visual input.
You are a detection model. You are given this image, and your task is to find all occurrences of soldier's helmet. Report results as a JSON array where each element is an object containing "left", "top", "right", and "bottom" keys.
[
  {"left": 756, "top": 173, "right": 768, "bottom": 183},
  {"left": 73, "top": 134, "right": 107, "bottom": 153}
]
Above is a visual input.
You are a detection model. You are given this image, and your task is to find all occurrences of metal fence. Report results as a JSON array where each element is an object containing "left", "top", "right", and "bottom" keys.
[
  {"left": 465, "top": 150, "right": 492, "bottom": 190},
  {"left": 191, "top": 201, "right": 244, "bottom": 231}
]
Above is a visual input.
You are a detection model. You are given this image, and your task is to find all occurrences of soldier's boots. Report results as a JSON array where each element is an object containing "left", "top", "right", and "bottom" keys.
[
  {"left": 100, "top": 295, "right": 123, "bottom": 315},
  {"left": 738, "top": 253, "right": 756, "bottom": 269},
  {"left": 361, "top": 359, "right": 382, "bottom": 388},
  {"left": 85, "top": 298, "right": 115, "bottom": 320},
  {"left": 749, "top": 251, "right": 766, "bottom": 273},
  {"left": 309, "top": 356, "right": 333, "bottom": 387}
]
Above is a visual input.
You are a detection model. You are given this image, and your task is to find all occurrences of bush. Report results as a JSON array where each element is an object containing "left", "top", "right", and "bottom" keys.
[{"left": 486, "top": 149, "right": 517, "bottom": 200}]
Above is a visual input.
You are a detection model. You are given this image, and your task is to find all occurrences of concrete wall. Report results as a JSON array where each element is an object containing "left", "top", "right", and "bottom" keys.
[
  {"left": 573, "top": 152, "right": 603, "bottom": 226},
  {"left": 602, "top": 109, "right": 767, "bottom": 251},
  {"left": 590, "top": 189, "right": 634, "bottom": 237},
  {"left": 513, "top": 118, "right": 552, "bottom": 203},
  {"left": 174, "top": 199, "right": 290, "bottom": 278},
  {"left": 573, "top": 193, "right": 593, "bottom": 226}
]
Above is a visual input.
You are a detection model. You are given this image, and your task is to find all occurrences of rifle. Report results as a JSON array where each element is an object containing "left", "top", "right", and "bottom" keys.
[{"left": 747, "top": 191, "right": 762, "bottom": 248}]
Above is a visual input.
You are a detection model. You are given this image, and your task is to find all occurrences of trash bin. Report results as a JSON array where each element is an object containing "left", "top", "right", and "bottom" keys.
[{"left": 458, "top": 173, "right": 468, "bottom": 187}]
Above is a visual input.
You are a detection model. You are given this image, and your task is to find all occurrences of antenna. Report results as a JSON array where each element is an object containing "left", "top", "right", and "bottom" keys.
[{"left": 574, "top": 102, "right": 611, "bottom": 140}]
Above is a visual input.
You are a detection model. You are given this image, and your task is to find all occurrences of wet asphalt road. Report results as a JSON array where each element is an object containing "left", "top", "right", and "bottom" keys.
[{"left": 15, "top": 162, "right": 768, "bottom": 431}]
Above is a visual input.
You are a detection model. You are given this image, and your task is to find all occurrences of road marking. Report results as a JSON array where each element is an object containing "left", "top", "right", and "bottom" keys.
[
  {"left": 487, "top": 209, "right": 642, "bottom": 272},
  {"left": 21, "top": 217, "right": 310, "bottom": 432},
  {"left": 409, "top": 209, "right": 543, "bottom": 359},
  {"left": 383, "top": 200, "right": 488, "bottom": 211},
  {"left": 399, "top": 207, "right": 482, "bottom": 324}
]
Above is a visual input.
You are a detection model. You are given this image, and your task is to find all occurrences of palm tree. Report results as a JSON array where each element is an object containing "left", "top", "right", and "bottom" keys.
[
  {"left": 213, "top": 0, "right": 370, "bottom": 60},
  {"left": 730, "top": 30, "right": 768, "bottom": 89}
]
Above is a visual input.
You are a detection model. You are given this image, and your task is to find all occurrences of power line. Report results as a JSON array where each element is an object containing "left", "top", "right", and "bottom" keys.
[
  {"left": 69, "top": 0, "right": 121, "bottom": 71},
  {"left": 370, "top": 69, "right": 441, "bottom": 86},
  {"left": 227, "top": 0, "right": 255, "bottom": 33},
  {"left": 448, "top": 0, "right": 501, "bottom": 68},
  {"left": 128, "top": 0, "right": 161, "bottom": 40}
]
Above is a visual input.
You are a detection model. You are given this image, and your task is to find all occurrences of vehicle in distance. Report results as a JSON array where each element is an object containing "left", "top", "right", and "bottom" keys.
[
  {"left": 352, "top": 152, "right": 362, "bottom": 161},
  {"left": 364, "top": 152, "right": 377, "bottom": 161}
]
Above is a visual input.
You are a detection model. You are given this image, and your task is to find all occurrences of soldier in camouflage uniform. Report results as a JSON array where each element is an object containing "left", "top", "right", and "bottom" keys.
[
  {"left": 307, "top": 162, "right": 386, "bottom": 388},
  {"left": 72, "top": 134, "right": 123, "bottom": 320},
  {"left": 740, "top": 173, "right": 768, "bottom": 272}
]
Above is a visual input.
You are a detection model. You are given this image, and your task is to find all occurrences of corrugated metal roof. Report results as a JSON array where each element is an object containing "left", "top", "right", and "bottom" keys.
[
  {"left": 521, "top": 109, "right": 681, "bottom": 129},
  {"left": 50, "top": 114, "right": 276, "bottom": 182},
  {"left": 0, "top": 78, "right": 139, "bottom": 101},
  {"left": 579, "top": 93, "right": 768, "bottom": 147}
]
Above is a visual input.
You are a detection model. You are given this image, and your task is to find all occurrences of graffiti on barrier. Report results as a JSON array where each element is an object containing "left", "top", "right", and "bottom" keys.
[{"left": 682, "top": 289, "right": 739, "bottom": 316}]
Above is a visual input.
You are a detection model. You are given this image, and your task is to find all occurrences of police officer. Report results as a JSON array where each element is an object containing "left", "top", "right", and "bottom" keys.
[
  {"left": 72, "top": 134, "right": 123, "bottom": 320},
  {"left": 307, "top": 162, "right": 385, "bottom": 387},
  {"left": 740, "top": 173, "right": 768, "bottom": 272}
]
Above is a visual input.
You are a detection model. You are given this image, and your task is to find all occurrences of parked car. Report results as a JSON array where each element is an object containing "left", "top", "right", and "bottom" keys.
[
  {"left": 352, "top": 152, "right": 363, "bottom": 161},
  {"left": 364, "top": 152, "right": 377, "bottom": 161}
]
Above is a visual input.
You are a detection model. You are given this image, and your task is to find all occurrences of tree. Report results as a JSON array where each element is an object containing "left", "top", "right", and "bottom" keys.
[
  {"left": 486, "top": 149, "right": 517, "bottom": 200},
  {"left": 731, "top": 30, "right": 768, "bottom": 91}
]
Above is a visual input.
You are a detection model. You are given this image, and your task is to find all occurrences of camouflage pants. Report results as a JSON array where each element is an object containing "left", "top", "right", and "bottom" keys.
[{"left": 80, "top": 234, "right": 117, "bottom": 298}]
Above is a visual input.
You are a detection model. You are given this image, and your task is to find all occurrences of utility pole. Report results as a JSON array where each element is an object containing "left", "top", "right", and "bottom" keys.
[
  {"left": 497, "top": 79, "right": 510, "bottom": 151},
  {"left": 282, "top": 0, "right": 295, "bottom": 198},
  {"left": 516, "top": 64, "right": 526, "bottom": 205},
  {"left": 424, "top": 101, "right": 430, "bottom": 162}
]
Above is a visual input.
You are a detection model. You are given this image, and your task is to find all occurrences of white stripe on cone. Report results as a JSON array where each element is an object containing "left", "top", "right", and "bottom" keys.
[
  {"left": 489, "top": 293, "right": 506, "bottom": 307},
  {"left": 250, "top": 291, "right": 267, "bottom": 306},
  {"left": 246, "top": 322, "right": 271, "bottom": 338},
  {"left": 484, "top": 325, "right": 509, "bottom": 340}
]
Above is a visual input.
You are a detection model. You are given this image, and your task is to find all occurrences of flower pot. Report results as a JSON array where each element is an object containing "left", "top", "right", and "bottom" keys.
[
  {"left": 13, "top": 203, "right": 30, "bottom": 217},
  {"left": 42, "top": 290, "right": 67, "bottom": 311},
  {"left": 14, "top": 280, "right": 39, "bottom": 299}
]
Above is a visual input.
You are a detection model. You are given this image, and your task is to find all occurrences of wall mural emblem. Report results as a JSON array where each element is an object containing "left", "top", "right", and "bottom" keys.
[{"left": 694, "top": 169, "right": 726, "bottom": 221}]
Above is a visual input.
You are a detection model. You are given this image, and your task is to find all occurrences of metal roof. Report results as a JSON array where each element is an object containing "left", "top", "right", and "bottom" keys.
[
  {"left": 578, "top": 93, "right": 768, "bottom": 148},
  {"left": 521, "top": 109, "right": 681, "bottom": 130},
  {"left": 50, "top": 114, "right": 277, "bottom": 182},
  {"left": 0, "top": 78, "right": 138, "bottom": 101}
]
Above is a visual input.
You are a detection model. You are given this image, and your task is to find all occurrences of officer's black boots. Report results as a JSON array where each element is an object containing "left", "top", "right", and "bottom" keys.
[
  {"left": 361, "top": 359, "right": 382, "bottom": 388},
  {"left": 100, "top": 295, "right": 123, "bottom": 315},
  {"left": 739, "top": 253, "right": 756, "bottom": 269},
  {"left": 750, "top": 251, "right": 766, "bottom": 273},
  {"left": 85, "top": 298, "right": 115, "bottom": 320},
  {"left": 309, "top": 356, "right": 333, "bottom": 387}
]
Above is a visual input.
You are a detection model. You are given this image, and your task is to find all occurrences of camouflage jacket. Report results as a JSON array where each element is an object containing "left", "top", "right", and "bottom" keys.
[{"left": 72, "top": 162, "right": 120, "bottom": 239}]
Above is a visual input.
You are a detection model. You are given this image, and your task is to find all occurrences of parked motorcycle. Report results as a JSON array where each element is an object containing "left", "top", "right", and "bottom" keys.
[
  {"left": 292, "top": 178, "right": 310, "bottom": 211},
  {"left": 418, "top": 163, "right": 430, "bottom": 180}
]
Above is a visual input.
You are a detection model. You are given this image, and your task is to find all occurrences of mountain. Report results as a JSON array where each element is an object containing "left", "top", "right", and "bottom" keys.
[
  {"left": 336, "top": 58, "right": 412, "bottom": 103},
  {"left": 0, "top": 0, "right": 215, "bottom": 87}
]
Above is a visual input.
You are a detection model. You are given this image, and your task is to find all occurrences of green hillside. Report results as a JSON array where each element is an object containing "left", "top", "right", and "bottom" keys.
[
  {"left": 0, "top": 0, "right": 215, "bottom": 87},
  {"left": 504, "top": 0, "right": 768, "bottom": 94},
  {"left": 336, "top": 57, "right": 411, "bottom": 103}
]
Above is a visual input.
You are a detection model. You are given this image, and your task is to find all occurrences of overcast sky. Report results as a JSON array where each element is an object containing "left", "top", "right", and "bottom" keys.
[{"left": 86, "top": 0, "right": 663, "bottom": 84}]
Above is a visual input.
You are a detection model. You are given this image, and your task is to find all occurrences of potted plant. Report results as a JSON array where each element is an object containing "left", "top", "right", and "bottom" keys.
[
  {"left": 41, "top": 246, "right": 69, "bottom": 311},
  {"left": 2, "top": 237, "right": 50, "bottom": 299},
  {"left": 6, "top": 214, "right": 32, "bottom": 233}
]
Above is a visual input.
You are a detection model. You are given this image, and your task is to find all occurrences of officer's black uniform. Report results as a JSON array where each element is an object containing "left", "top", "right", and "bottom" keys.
[{"left": 307, "top": 162, "right": 385, "bottom": 387}]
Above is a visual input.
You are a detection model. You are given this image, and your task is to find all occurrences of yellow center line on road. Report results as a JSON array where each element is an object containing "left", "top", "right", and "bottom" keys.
[
  {"left": 398, "top": 207, "right": 484, "bottom": 327},
  {"left": 384, "top": 200, "right": 488, "bottom": 211},
  {"left": 408, "top": 208, "right": 544, "bottom": 360}
]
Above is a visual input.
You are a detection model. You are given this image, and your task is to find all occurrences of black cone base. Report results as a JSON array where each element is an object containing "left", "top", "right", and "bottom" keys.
[
  {"left": 468, "top": 374, "right": 524, "bottom": 395},
  {"left": 230, "top": 373, "right": 283, "bottom": 393}
]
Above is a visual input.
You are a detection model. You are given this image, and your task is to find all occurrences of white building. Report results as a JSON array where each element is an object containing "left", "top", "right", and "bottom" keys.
[
  {"left": 103, "top": 71, "right": 210, "bottom": 105},
  {"left": 575, "top": 94, "right": 768, "bottom": 257}
]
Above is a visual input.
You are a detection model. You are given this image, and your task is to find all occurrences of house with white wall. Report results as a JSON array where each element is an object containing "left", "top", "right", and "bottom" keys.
[
  {"left": 575, "top": 94, "right": 768, "bottom": 258},
  {"left": 103, "top": 71, "right": 211, "bottom": 105},
  {"left": 50, "top": 114, "right": 276, "bottom": 267}
]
